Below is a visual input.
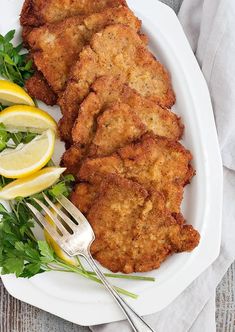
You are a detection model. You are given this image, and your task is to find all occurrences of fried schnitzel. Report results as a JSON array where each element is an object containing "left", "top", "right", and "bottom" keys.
[
  {"left": 88, "top": 103, "right": 146, "bottom": 157},
  {"left": 85, "top": 175, "right": 199, "bottom": 273},
  {"left": 25, "top": 71, "right": 57, "bottom": 106},
  {"left": 77, "top": 134, "right": 194, "bottom": 214},
  {"left": 71, "top": 182, "right": 98, "bottom": 214},
  {"left": 59, "top": 24, "right": 175, "bottom": 142},
  {"left": 20, "top": 0, "right": 127, "bottom": 28},
  {"left": 62, "top": 76, "right": 181, "bottom": 172},
  {"left": 26, "top": 7, "right": 141, "bottom": 99},
  {"left": 62, "top": 101, "right": 145, "bottom": 175},
  {"left": 72, "top": 76, "right": 182, "bottom": 143}
]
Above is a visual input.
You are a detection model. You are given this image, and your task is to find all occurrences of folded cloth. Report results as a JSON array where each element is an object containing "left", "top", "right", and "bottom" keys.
[{"left": 90, "top": 0, "right": 235, "bottom": 331}]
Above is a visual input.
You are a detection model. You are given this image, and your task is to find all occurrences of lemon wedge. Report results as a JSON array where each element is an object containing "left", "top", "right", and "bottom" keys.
[
  {"left": 0, "top": 80, "right": 34, "bottom": 106},
  {"left": 0, "top": 105, "right": 57, "bottom": 134},
  {"left": 45, "top": 205, "right": 78, "bottom": 266},
  {"left": 0, "top": 129, "right": 55, "bottom": 178},
  {"left": 0, "top": 167, "right": 66, "bottom": 199}
]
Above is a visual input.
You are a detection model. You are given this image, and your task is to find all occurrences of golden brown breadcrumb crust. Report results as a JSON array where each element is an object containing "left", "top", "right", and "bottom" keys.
[
  {"left": 86, "top": 175, "right": 199, "bottom": 273},
  {"left": 61, "top": 144, "right": 86, "bottom": 175},
  {"left": 70, "top": 182, "right": 98, "bottom": 214},
  {"left": 62, "top": 102, "right": 147, "bottom": 173},
  {"left": 25, "top": 7, "right": 141, "bottom": 99},
  {"left": 77, "top": 134, "right": 194, "bottom": 214},
  {"left": 25, "top": 71, "right": 57, "bottom": 105},
  {"left": 72, "top": 76, "right": 182, "bottom": 145},
  {"left": 89, "top": 102, "right": 147, "bottom": 156},
  {"left": 59, "top": 24, "right": 175, "bottom": 142},
  {"left": 62, "top": 76, "right": 182, "bottom": 172},
  {"left": 20, "top": 0, "right": 127, "bottom": 27}
]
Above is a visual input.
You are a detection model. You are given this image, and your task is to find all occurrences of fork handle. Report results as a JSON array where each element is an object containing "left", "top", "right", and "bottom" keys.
[{"left": 82, "top": 252, "right": 156, "bottom": 332}]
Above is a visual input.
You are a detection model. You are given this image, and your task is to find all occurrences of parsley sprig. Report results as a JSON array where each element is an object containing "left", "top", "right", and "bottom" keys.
[
  {"left": 0, "top": 30, "right": 33, "bottom": 87},
  {"left": 0, "top": 174, "right": 154, "bottom": 298}
]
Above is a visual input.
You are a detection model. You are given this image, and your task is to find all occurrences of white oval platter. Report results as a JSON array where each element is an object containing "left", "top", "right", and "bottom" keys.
[{"left": 0, "top": 0, "right": 223, "bottom": 326}]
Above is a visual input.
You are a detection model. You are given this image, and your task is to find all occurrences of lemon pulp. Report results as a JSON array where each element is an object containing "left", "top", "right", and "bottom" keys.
[
  {"left": 0, "top": 105, "right": 57, "bottom": 134},
  {"left": 0, "top": 167, "right": 66, "bottom": 199},
  {"left": 0, "top": 129, "right": 55, "bottom": 178},
  {"left": 0, "top": 80, "right": 34, "bottom": 106}
]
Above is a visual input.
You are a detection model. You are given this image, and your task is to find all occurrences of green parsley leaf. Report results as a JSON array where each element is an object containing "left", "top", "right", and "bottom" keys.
[
  {"left": 21, "top": 262, "right": 42, "bottom": 278},
  {"left": 49, "top": 174, "right": 75, "bottom": 198},
  {"left": 14, "top": 241, "right": 25, "bottom": 252},
  {"left": 4, "top": 30, "right": 15, "bottom": 43},
  {"left": 38, "top": 241, "right": 54, "bottom": 263},
  {"left": 63, "top": 174, "right": 75, "bottom": 182},
  {"left": 11, "top": 132, "right": 23, "bottom": 145},
  {"left": 0, "top": 30, "right": 34, "bottom": 86},
  {"left": 3, "top": 257, "right": 24, "bottom": 277},
  {"left": 0, "top": 123, "right": 38, "bottom": 152},
  {"left": 22, "top": 132, "right": 37, "bottom": 143},
  {"left": 0, "top": 104, "right": 8, "bottom": 111},
  {"left": 0, "top": 123, "right": 8, "bottom": 151},
  {"left": 0, "top": 176, "right": 13, "bottom": 189}
]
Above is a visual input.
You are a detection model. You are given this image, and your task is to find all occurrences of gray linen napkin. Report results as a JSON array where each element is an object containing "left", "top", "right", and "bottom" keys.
[{"left": 90, "top": 0, "right": 235, "bottom": 331}]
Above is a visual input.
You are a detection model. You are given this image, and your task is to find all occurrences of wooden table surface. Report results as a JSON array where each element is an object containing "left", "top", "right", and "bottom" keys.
[{"left": 1, "top": 1, "right": 234, "bottom": 331}]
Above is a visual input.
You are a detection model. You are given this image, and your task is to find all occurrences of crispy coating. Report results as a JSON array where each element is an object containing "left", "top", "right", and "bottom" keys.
[
  {"left": 72, "top": 76, "right": 182, "bottom": 145},
  {"left": 86, "top": 175, "right": 199, "bottom": 273},
  {"left": 72, "top": 76, "right": 184, "bottom": 145},
  {"left": 89, "top": 103, "right": 146, "bottom": 156},
  {"left": 61, "top": 145, "right": 85, "bottom": 175},
  {"left": 26, "top": 7, "right": 141, "bottom": 97},
  {"left": 78, "top": 134, "right": 194, "bottom": 214},
  {"left": 65, "top": 75, "right": 182, "bottom": 152},
  {"left": 62, "top": 76, "right": 182, "bottom": 171},
  {"left": 20, "top": 0, "right": 127, "bottom": 27},
  {"left": 62, "top": 102, "right": 146, "bottom": 172},
  {"left": 70, "top": 183, "right": 98, "bottom": 214},
  {"left": 25, "top": 71, "right": 57, "bottom": 105},
  {"left": 59, "top": 24, "right": 175, "bottom": 142}
]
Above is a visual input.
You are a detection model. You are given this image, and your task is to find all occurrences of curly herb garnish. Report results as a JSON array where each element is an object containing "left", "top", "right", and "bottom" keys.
[{"left": 0, "top": 30, "right": 33, "bottom": 87}]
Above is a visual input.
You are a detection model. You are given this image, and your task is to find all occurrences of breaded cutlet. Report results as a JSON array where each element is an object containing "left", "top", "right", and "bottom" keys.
[
  {"left": 20, "top": 0, "right": 127, "bottom": 29},
  {"left": 59, "top": 24, "right": 175, "bottom": 142},
  {"left": 25, "top": 71, "right": 57, "bottom": 106},
  {"left": 71, "top": 182, "right": 98, "bottom": 215},
  {"left": 25, "top": 7, "right": 141, "bottom": 102},
  {"left": 72, "top": 76, "right": 182, "bottom": 146},
  {"left": 88, "top": 103, "right": 147, "bottom": 157},
  {"left": 72, "top": 76, "right": 184, "bottom": 145},
  {"left": 61, "top": 75, "right": 182, "bottom": 172},
  {"left": 86, "top": 174, "right": 200, "bottom": 273},
  {"left": 62, "top": 102, "right": 147, "bottom": 176},
  {"left": 75, "top": 134, "right": 194, "bottom": 214}
]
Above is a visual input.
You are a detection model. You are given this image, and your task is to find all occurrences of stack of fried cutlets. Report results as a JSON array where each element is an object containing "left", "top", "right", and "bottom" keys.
[{"left": 20, "top": 0, "right": 200, "bottom": 274}]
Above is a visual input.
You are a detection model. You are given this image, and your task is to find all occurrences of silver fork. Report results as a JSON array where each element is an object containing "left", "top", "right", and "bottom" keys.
[{"left": 26, "top": 194, "right": 155, "bottom": 332}]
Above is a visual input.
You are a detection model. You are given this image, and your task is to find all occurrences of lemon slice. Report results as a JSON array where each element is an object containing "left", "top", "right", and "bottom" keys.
[
  {"left": 0, "top": 129, "right": 55, "bottom": 178},
  {"left": 45, "top": 205, "right": 78, "bottom": 266},
  {"left": 0, "top": 80, "right": 34, "bottom": 106},
  {"left": 0, "top": 105, "right": 57, "bottom": 133},
  {"left": 0, "top": 167, "right": 66, "bottom": 199}
]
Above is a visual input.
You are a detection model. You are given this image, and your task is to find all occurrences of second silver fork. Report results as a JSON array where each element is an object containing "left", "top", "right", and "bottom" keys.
[{"left": 27, "top": 194, "right": 155, "bottom": 332}]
